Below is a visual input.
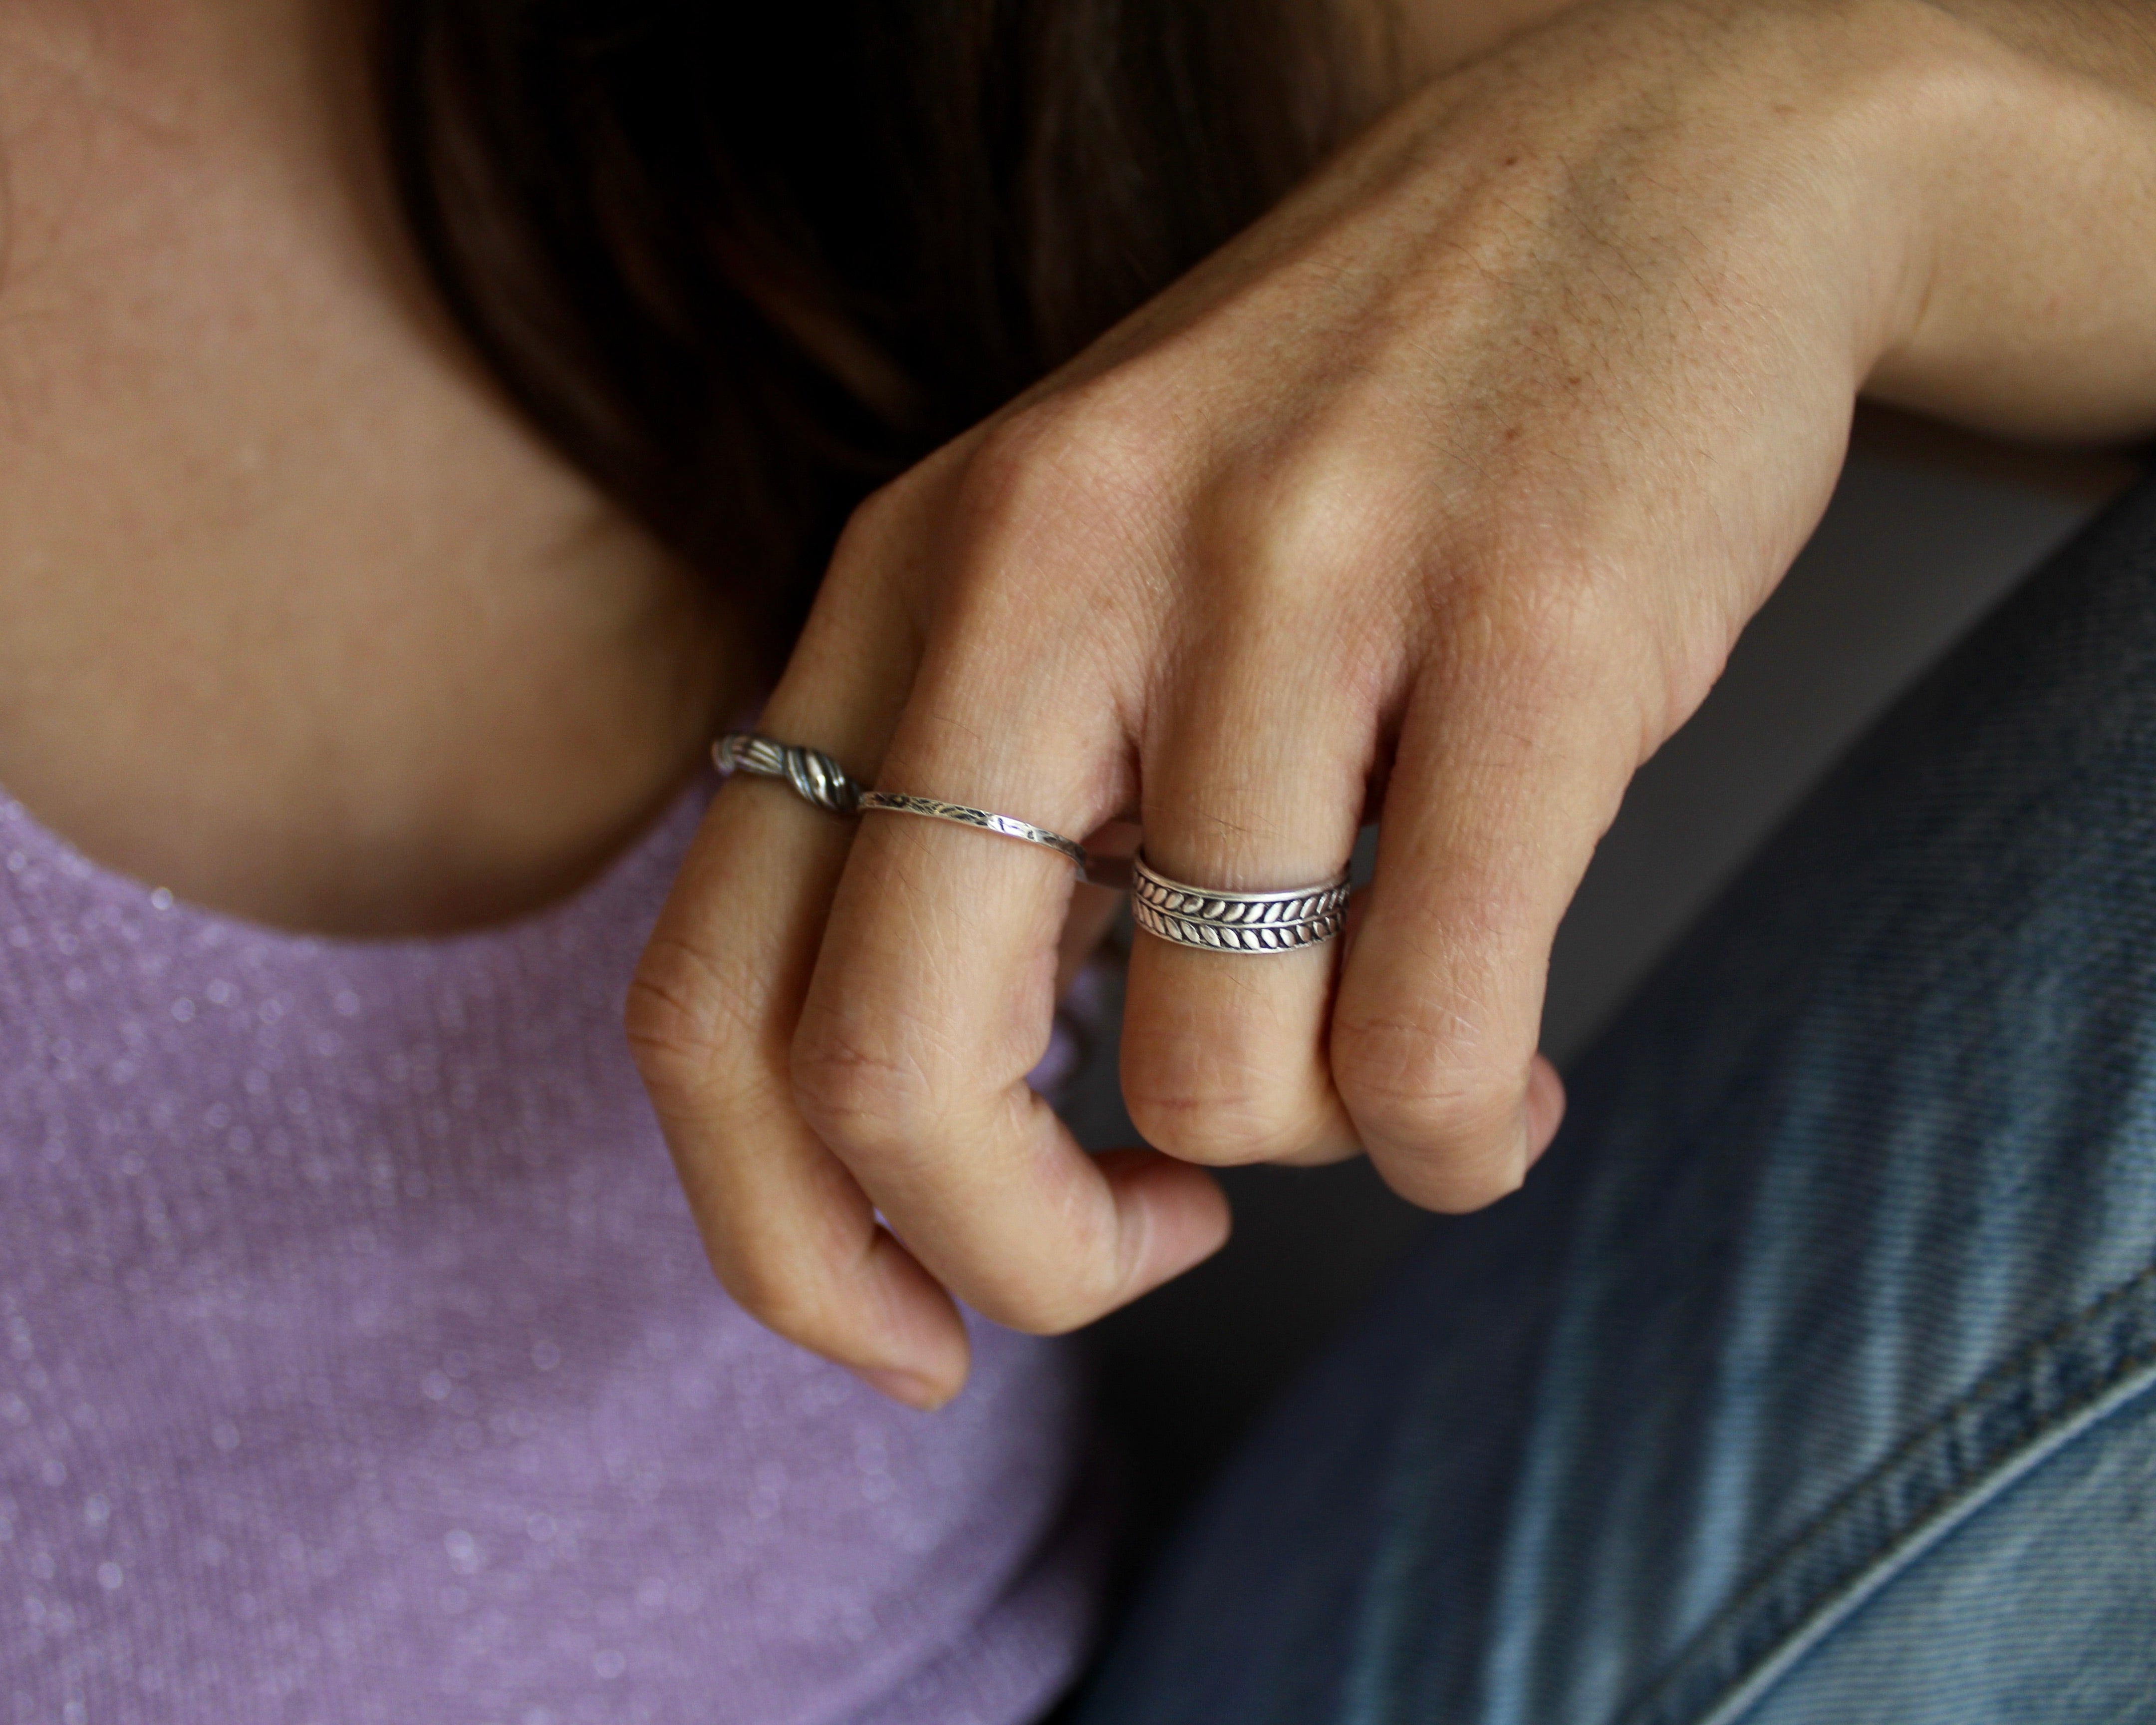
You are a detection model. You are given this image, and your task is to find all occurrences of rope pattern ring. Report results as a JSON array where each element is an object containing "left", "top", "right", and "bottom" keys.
[{"left": 712, "top": 732, "right": 863, "bottom": 816}]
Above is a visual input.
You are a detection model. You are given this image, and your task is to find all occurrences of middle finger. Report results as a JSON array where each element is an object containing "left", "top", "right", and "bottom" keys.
[
  {"left": 1119, "top": 591, "right": 1376, "bottom": 1168},
  {"left": 792, "top": 658, "right": 1232, "bottom": 1336}
]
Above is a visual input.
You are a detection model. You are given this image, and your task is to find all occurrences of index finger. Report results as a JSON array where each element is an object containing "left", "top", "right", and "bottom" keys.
[
  {"left": 627, "top": 491, "right": 981, "bottom": 1406},
  {"left": 793, "top": 681, "right": 1230, "bottom": 1337}
]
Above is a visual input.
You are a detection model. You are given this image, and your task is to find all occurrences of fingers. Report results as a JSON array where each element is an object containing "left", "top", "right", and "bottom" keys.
[
  {"left": 1056, "top": 819, "right": 1140, "bottom": 995},
  {"left": 1116, "top": 583, "right": 1375, "bottom": 1169},
  {"left": 635, "top": 384, "right": 1623, "bottom": 1405},
  {"left": 627, "top": 493, "right": 976, "bottom": 1407},
  {"left": 792, "top": 671, "right": 1230, "bottom": 1340},
  {"left": 628, "top": 792, "right": 970, "bottom": 1407},
  {"left": 1333, "top": 585, "right": 1630, "bottom": 1211}
]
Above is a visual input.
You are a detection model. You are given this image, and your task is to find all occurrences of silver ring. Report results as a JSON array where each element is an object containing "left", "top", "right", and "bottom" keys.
[
  {"left": 858, "top": 792, "right": 1088, "bottom": 873},
  {"left": 1130, "top": 854, "right": 1351, "bottom": 953},
  {"left": 713, "top": 732, "right": 862, "bottom": 815}
]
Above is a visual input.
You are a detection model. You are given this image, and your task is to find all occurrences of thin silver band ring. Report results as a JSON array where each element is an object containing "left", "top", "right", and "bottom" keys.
[
  {"left": 857, "top": 792, "right": 1089, "bottom": 873},
  {"left": 713, "top": 732, "right": 862, "bottom": 815},
  {"left": 1130, "top": 854, "right": 1351, "bottom": 954}
]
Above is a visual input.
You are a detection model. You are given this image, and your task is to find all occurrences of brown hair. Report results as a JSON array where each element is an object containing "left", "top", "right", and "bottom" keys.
[{"left": 377, "top": 1, "right": 1366, "bottom": 656}]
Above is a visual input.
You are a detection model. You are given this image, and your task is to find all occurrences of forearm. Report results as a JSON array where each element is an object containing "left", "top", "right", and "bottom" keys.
[
  {"left": 1866, "top": 0, "right": 2156, "bottom": 439},
  {"left": 1382, "top": 0, "right": 2156, "bottom": 443}
]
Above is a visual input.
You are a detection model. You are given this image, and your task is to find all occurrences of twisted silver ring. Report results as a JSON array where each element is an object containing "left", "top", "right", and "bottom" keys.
[
  {"left": 1130, "top": 854, "right": 1351, "bottom": 954},
  {"left": 858, "top": 792, "right": 1088, "bottom": 873},
  {"left": 713, "top": 732, "right": 862, "bottom": 815}
]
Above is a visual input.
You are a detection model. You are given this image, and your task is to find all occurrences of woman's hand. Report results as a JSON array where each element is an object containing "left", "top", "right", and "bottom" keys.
[{"left": 626, "top": 0, "right": 2156, "bottom": 1406}]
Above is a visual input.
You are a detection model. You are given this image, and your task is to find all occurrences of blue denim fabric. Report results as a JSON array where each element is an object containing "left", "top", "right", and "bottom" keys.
[{"left": 1075, "top": 474, "right": 2156, "bottom": 1725}]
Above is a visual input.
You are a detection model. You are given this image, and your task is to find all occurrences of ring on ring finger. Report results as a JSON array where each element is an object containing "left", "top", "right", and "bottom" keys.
[{"left": 1129, "top": 854, "right": 1351, "bottom": 953}]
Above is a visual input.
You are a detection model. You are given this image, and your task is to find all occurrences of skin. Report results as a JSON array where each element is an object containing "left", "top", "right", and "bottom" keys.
[
  {"left": 624, "top": 0, "right": 2156, "bottom": 1410},
  {"left": 0, "top": 0, "right": 741, "bottom": 936},
  {"left": 4, "top": 0, "right": 2151, "bottom": 1414}
]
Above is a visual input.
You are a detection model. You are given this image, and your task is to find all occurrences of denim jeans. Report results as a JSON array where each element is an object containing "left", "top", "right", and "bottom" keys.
[{"left": 1075, "top": 473, "right": 2156, "bottom": 1724}]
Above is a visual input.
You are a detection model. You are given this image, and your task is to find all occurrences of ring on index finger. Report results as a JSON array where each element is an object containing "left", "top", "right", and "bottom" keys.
[
  {"left": 1130, "top": 854, "right": 1351, "bottom": 953},
  {"left": 713, "top": 731, "right": 864, "bottom": 815}
]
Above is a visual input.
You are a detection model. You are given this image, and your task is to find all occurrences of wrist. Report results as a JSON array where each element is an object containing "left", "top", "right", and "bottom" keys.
[
  {"left": 1725, "top": 0, "right": 2007, "bottom": 401},
  {"left": 1854, "top": 0, "right": 2156, "bottom": 438},
  {"left": 1393, "top": 0, "right": 2014, "bottom": 410}
]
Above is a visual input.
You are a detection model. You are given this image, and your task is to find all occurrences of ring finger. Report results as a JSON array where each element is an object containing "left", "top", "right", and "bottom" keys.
[{"left": 1118, "top": 606, "right": 1381, "bottom": 1168}]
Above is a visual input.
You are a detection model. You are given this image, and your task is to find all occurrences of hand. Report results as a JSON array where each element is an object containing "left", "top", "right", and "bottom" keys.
[{"left": 625, "top": 0, "right": 2156, "bottom": 1406}]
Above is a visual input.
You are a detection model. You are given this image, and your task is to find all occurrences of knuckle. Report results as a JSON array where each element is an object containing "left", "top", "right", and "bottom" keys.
[
  {"left": 1332, "top": 1010, "right": 1524, "bottom": 1162},
  {"left": 1213, "top": 437, "right": 1406, "bottom": 579},
  {"left": 1424, "top": 536, "right": 1657, "bottom": 717},
  {"left": 1433, "top": 550, "right": 1605, "bottom": 680},
  {"left": 789, "top": 1010, "right": 944, "bottom": 1160},
  {"left": 1122, "top": 1066, "right": 1322, "bottom": 1167},
  {"left": 903, "top": 394, "right": 1170, "bottom": 702},
  {"left": 815, "top": 477, "right": 928, "bottom": 619},
  {"left": 955, "top": 388, "right": 1170, "bottom": 557},
  {"left": 624, "top": 935, "right": 749, "bottom": 1099},
  {"left": 1193, "top": 442, "right": 1423, "bottom": 691},
  {"left": 949, "top": 1194, "right": 1134, "bottom": 1337},
  {"left": 832, "top": 477, "right": 910, "bottom": 560}
]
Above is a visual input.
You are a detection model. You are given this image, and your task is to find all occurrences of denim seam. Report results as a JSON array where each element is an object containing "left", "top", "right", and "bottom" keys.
[{"left": 1619, "top": 1258, "right": 2156, "bottom": 1725}]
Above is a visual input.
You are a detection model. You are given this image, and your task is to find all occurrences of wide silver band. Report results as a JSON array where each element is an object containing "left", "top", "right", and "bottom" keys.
[
  {"left": 1130, "top": 854, "right": 1351, "bottom": 953},
  {"left": 857, "top": 792, "right": 1089, "bottom": 873},
  {"left": 713, "top": 732, "right": 862, "bottom": 815}
]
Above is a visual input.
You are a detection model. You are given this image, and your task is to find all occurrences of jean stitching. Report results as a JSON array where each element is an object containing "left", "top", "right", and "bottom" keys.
[{"left": 1618, "top": 1258, "right": 2156, "bottom": 1725}]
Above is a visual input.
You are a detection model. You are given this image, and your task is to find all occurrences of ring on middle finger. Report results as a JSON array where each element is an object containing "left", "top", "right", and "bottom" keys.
[
  {"left": 857, "top": 791, "right": 1091, "bottom": 874},
  {"left": 1130, "top": 854, "right": 1352, "bottom": 954}
]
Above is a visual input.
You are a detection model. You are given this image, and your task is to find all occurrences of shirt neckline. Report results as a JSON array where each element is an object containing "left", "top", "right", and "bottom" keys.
[{"left": 0, "top": 767, "right": 715, "bottom": 958}]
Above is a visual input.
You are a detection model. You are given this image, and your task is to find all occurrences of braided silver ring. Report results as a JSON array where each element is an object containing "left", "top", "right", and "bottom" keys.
[
  {"left": 1130, "top": 854, "right": 1351, "bottom": 954},
  {"left": 857, "top": 792, "right": 1089, "bottom": 873},
  {"left": 713, "top": 732, "right": 862, "bottom": 815}
]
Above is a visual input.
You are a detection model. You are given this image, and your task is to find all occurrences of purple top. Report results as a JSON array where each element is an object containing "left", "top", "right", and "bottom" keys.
[{"left": 0, "top": 781, "right": 1103, "bottom": 1725}]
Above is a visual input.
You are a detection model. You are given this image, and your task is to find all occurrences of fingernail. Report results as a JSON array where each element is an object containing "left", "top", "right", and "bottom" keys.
[{"left": 850, "top": 1365, "right": 946, "bottom": 1411}]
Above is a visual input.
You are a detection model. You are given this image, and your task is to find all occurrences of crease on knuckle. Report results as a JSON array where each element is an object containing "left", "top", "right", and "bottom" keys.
[
  {"left": 790, "top": 1011, "right": 946, "bottom": 1160},
  {"left": 1123, "top": 1073, "right": 1317, "bottom": 1167},
  {"left": 1333, "top": 1010, "right": 1520, "bottom": 1151},
  {"left": 967, "top": 1179, "right": 1138, "bottom": 1336},
  {"left": 624, "top": 934, "right": 755, "bottom": 1100}
]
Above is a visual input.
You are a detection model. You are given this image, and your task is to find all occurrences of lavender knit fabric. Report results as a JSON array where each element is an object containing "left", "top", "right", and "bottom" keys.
[{"left": 0, "top": 780, "right": 1103, "bottom": 1725}]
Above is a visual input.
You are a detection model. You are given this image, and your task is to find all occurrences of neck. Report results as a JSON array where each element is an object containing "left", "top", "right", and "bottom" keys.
[{"left": 0, "top": 0, "right": 750, "bottom": 935}]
